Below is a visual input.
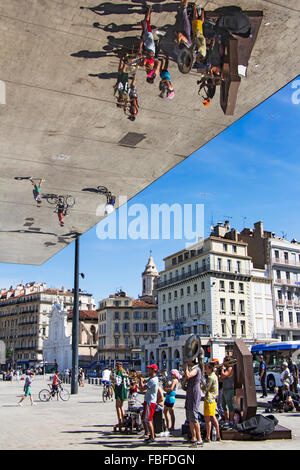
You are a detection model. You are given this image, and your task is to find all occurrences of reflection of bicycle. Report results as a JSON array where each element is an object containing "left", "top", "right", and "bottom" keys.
[
  {"left": 102, "top": 382, "right": 114, "bottom": 402},
  {"left": 46, "top": 194, "right": 75, "bottom": 209},
  {"left": 39, "top": 383, "right": 70, "bottom": 402}
]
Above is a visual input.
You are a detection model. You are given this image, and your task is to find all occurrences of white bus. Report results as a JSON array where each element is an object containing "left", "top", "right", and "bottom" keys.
[{"left": 251, "top": 341, "right": 300, "bottom": 391}]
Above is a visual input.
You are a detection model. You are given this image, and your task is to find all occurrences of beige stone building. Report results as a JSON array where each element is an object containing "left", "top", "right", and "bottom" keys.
[
  {"left": 98, "top": 292, "right": 158, "bottom": 368},
  {"left": 0, "top": 282, "right": 96, "bottom": 368},
  {"left": 144, "top": 222, "right": 254, "bottom": 368}
]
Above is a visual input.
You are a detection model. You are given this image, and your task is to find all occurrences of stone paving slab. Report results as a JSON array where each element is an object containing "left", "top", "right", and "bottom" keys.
[{"left": 1, "top": 376, "right": 300, "bottom": 451}]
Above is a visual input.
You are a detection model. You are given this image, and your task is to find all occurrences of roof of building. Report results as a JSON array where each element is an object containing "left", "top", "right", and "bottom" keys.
[
  {"left": 67, "top": 310, "right": 98, "bottom": 321},
  {"left": 132, "top": 299, "right": 157, "bottom": 308}
]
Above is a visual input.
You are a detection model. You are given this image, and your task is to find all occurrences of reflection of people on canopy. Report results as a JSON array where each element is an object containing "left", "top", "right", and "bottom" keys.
[
  {"left": 29, "top": 178, "right": 44, "bottom": 207},
  {"left": 138, "top": 6, "right": 159, "bottom": 84},
  {"left": 197, "top": 74, "right": 222, "bottom": 107},
  {"left": 56, "top": 197, "right": 68, "bottom": 227},
  {"left": 158, "top": 55, "right": 175, "bottom": 100},
  {"left": 127, "top": 75, "right": 139, "bottom": 121},
  {"left": 113, "top": 57, "right": 130, "bottom": 110}
]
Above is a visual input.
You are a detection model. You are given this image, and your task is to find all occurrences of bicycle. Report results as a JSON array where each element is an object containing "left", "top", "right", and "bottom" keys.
[
  {"left": 46, "top": 194, "right": 75, "bottom": 210},
  {"left": 102, "top": 381, "right": 114, "bottom": 402},
  {"left": 39, "top": 383, "right": 70, "bottom": 402}
]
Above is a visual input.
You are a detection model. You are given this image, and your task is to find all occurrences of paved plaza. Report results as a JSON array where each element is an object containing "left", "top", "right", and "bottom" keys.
[{"left": 1, "top": 375, "right": 300, "bottom": 451}]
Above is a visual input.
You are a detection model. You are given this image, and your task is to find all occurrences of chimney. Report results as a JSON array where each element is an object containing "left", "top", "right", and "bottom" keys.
[{"left": 254, "top": 221, "right": 264, "bottom": 238}]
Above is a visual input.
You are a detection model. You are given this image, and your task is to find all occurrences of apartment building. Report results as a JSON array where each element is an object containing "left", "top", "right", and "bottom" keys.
[
  {"left": 240, "top": 221, "right": 300, "bottom": 341},
  {"left": 97, "top": 291, "right": 158, "bottom": 367},
  {"left": 143, "top": 222, "right": 254, "bottom": 368},
  {"left": 0, "top": 282, "right": 96, "bottom": 367}
]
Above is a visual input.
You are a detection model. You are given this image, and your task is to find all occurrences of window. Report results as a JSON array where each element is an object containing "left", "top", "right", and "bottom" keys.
[
  {"left": 201, "top": 281, "right": 205, "bottom": 292},
  {"left": 168, "top": 308, "right": 172, "bottom": 320},
  {"left": 162, "top": 309, "right": 166, "bottom": 322},
  {"left": 143, "top": 311, "right": 148, "bottom": 319},
  {"left": 279, "top": 311, "right": 284, "bottom": 322},
  {"left": 114, "top": 337, "right": 119, "bottom": 348},
  {"left": 201, "top": 299, "right": 205, "bottom": 313},
  {"left": 181, "top": 304, "right": 185, "bottom": 316},
  {"left": 239, "top": 283, "right": 244, "bottom": 293},
  {"left": 114, "top": 323, "right": 119, "bottom": 333},
  {"left": 221, "top": 320, "right": 226, "bottom": 335},
  {"left": 135, "top": 336, "right": 140, "bottom": 346},
  {"left": 239, "top": 300, "right": 245, "bottom": 314},
  {"left": 276, "top": 270, "right": 281, "bottom": 280},
  {"left": 152, "top": 311, "right": 156, "bottom": 319},
  {"left": 223, "top": 244, "right": 228, "bottom": 252},
  {"left": 289, "top": 311, "right": 293, "bottom": 323},
  {"left": 236, "top": 261, "right": 241, "bottom": 273},
  {"left": 124, "top": 311, "right": 130, "bottom": 320},
  {"left": 175, "top": 306, "right": 179, "bottom": 319},
  {"left": 274, "top": 250, "right": 279, "bottom": 259},
  {"left": 194, "top": 284, "right": 198, "bottom": 293},
  {"left": 143, "top": 323, "right": 148, "bottom": 332},
  {"left": 227, "top": 260, "right": 231, "bottom": 272},
  {"left": 220, "top": 298, "right": 226, "bottom": 311},
  {"left": 134, "top": 323, "right": 140, "bottom": 333},
  {"left": 241, "top": 320, "right": 246, "bottom": 336},
  {"left": 194, "top": 301, "right": 198, "bottom": 314},
  {"left": 230, "top": 299, "right": 235, "bottom": 314},
  {"left": 284, "top": 252, "right": 289, "bottom": 261},
  {"left": 168, "top": 292, "right": 172, "bottom": 301},
  {"left": 195, "top": 262, "right": 199, "bottom": 273},
  {"left": 187, "top": 286, "right": 191, "bottom": 295},
  {"left": 229, "top": 282, "right": 234, "bottom": 292},
  {"left": 187, "top": 303, "right": 191, "bottom": 315},
  {"left": 122, "top": 323, "right": 130, "bottom": 333},
  {"left": 217, "top": 258, "right": 222, "bottom": 270},
  {"left": 162, "top": 294, "right": 166, "bottom": 302},
  {"left": 219, "top": 280, "right": 225, "bottom": 291},
  {"left": 134, "top": 311, "right": 141, "bottom": 319},
  {"left": 231, "top": 320, "right": 236, "bottom": 335},
  {"left": 174, "top": 290, "right": 178, "bottom": 299},
  {"left": 180, "top": 288, "right": 184, "bottom": 297}
]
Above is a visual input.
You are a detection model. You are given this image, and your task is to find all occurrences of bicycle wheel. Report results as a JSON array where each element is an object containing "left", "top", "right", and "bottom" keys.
[
  {"left": 39, "top": 389, "right": 51, "bottom": 402},
  {"left": 65, "top": 195, "right": 75, "bottom": 208},
  {"left": 59, "top": 387, "right": 70, "bottom": 401},
  {"left": 97, "top": 186, "right": 108, "bottom": 195},
  {"left": 102, "top": 388, "right": 108, "bottom": 402},
  {"left": 46, "top": 194, "right": 58, "bottom": 205}
]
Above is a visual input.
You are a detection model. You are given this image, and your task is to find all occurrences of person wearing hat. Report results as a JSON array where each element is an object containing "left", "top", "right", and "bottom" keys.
[
  {"left": 163, "top": 369, "right": 180, "bottom": 432},
  {"left": 139, "top": 364, "right": 159, "bottom": 443},
  {"left": 114, "top": 362, "right": 128, "bottom": 430}
]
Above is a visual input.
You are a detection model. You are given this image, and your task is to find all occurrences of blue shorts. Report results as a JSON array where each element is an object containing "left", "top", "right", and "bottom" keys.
[{"left": 102, "top": 380, "right": 111, "bottom": 387}]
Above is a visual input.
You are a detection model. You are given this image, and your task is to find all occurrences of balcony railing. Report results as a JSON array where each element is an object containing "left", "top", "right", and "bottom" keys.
[
  {"left": 157, "top": 263, "right": 251, "bottom": 289},
  {"left": 273, "top": 257, "right": 300, "bottom": 268}
]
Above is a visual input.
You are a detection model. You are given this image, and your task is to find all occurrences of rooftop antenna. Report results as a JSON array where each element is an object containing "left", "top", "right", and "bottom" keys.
[{"left": 242, "top": 216, "right": 247, "bottom": 228}]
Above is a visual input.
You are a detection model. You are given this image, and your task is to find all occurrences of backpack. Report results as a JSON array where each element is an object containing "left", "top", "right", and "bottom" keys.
[{"left": 236, "top": 414, "right": 278, "bottom": 440}]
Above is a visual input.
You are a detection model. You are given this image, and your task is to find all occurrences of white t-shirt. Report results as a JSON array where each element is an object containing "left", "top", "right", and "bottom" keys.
[{"left": 102, "top": 369, "right": 111, "bottom": 381}]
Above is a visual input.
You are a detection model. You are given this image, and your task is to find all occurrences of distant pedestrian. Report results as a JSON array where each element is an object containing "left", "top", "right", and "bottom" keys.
[
  {"left": 288, "top": 357, "right": 299, "bottom": 394},
  {"left": 18, "top": 372, "right": 36, "bottom": 406},
  {"left": 258, "top": 355, "right": 268, "bottom": 398},
  {"left": 220, "top": 356, "right": 235, "bottom": 428},
  {"left": 29, "top": 178, "right": 44, "bottom": 207}
]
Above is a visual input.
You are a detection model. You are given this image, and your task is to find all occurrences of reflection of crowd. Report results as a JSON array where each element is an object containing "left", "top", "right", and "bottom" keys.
[{"left": 112, "top": 2, "right": 253, "bottom": 118}]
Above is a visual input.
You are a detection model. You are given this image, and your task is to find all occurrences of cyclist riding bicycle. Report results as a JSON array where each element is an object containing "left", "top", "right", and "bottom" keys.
[
  {"left": 51, "top": 371, "right": 62, "bottom": 401},
  {"left": 102, "top": 367, "right": 113, "bottom": 400}
]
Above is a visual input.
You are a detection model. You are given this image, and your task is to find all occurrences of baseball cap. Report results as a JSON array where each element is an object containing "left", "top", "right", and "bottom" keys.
[{"left": 147, "top": 364, "right": 158, "bottom": 371}]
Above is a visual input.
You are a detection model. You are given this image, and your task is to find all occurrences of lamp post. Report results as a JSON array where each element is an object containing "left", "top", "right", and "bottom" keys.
[{"left": 71, "top": 235, "right": 80, "bottom": 394}]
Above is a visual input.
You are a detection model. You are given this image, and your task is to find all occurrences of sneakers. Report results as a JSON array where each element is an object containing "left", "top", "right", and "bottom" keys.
[
  {"left": 144, "top": 437, "right": 155, "bottom": 444},
  {"left": 18, "top": 403, "right": 23, "bottom": 407}
]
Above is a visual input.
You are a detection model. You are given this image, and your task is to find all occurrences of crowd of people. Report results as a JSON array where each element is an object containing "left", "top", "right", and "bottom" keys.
[
  {"left": 112, "top": 1, "right": 253, "bottom": 120},
  {"left": 98, "top": 353, "right": 300, "bottom": 446}
]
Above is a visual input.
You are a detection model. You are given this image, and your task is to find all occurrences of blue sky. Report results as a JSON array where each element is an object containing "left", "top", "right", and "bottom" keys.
[{"left": 1, "top": 76, "right": 300, "bottom": 303}]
